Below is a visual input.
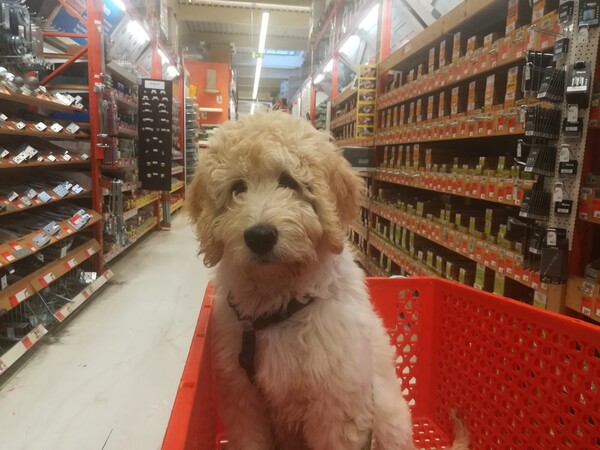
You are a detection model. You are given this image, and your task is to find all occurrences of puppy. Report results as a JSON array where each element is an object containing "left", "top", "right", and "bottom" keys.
[{"left": 187, "top": 111, "right": 413, "bottom": 450}]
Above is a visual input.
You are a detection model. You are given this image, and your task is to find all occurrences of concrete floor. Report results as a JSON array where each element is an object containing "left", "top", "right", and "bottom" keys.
[{"left": 0, "top": 215, "right": 211, "bottom": 450}]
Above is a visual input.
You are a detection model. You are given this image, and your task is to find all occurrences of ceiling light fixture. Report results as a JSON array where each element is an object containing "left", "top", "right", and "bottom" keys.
[
  {"left": 193, "top": 1, "right": 310, "bottom": 13},
  {"left": 258, "top": 11, "right": 270, "bottom": 54},
  {"left": 252, "top": 11, "right": 270, "bottom": 100},
  {"left": 252, "top": 57, "right": 263, "bottom": 99}
]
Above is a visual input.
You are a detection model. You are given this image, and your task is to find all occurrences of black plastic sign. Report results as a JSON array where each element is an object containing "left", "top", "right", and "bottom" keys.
[{"left": 138, "top": 79, "right": 173, "bottom": 190}]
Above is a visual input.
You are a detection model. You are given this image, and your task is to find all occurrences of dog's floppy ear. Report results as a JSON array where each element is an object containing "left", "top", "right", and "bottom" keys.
[
  {"left": 186, "top": 152, "right": 224, "bottom": 267},
  {"left": 313, "top": 141, "right": 365, "bottom": 254}
]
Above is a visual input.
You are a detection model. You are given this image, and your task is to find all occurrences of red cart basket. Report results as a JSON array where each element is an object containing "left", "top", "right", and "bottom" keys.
[{"left": 162, "top": 277, "right": 600, "bottom": 450}]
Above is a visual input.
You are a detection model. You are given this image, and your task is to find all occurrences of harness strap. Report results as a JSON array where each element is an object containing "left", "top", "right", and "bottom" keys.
[{"left": 227, "top": 292, "right": 315, "bottom": 383}]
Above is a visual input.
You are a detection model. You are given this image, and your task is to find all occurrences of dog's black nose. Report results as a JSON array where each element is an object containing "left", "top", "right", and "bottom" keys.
[{"left": 244, "top": 225, "right": 278, "bottom": 255}]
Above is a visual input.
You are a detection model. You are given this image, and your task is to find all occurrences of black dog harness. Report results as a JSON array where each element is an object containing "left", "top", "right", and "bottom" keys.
[{"left": 227, "top": 292, "right": 315, "bottom": 383}]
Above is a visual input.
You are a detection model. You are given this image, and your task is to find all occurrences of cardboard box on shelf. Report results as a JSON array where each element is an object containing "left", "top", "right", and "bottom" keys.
[
  {"left": 459, "top": 266, "right": 475, "bottom": 286},
  {"left": 438, "top": 90, "right": 449, "bottom": 118},
  {"left": 416, "top": 99, "right": 423, "bottom": 123},
  {"left": 466, "top": 35, "right": 480, "bottom": 56},
  {"left": 483, "top": 32, "right": 499, "bottom": 49},
  {"left": 585, "top": 260, "right": 600, "bottom": 284},
  {"left": 451, "top": 86, "right": 467, "bottom": 117},
  {"left": 429, "top": 47, "right": 437, "bottom": 73},
  {"left": 467, "top": 80, "right": 484, "bottom": 113},
  {"left": 452, "top": 32, "right": 465, "bottom": 63},
  {"left": 439, "top": 39, "right": 449, "bottom": 67},
  {"left": 506, "top": 0, "right": 532, "bottom": 35},
  {"left": 505, "top": 66, "right": 522, "bottom": 107},
  {"left": 475, "top": 263, "right": 495, "bottom": 291},
  {"left": 427, "top": 94, "right": 436, "bottom": 120},
  {"left": 532, "top": 0, "right": 559, "bottom": 24},
  {"left": 413, "top": 144, "right": 423, "bottom": 169},
  {"left": 484, "top": 74, "right": 501, "bottom": 112}
]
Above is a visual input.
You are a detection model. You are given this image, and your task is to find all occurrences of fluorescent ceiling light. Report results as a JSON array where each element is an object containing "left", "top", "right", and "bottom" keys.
[
  {"left": 252, "top": 57, "right": 263, "bottom": 99},
  {"left": 324, "top": 59, "right": 333, "bottom": 73},
  {"left": 128, "top": 21, "right": 150, "bottom": 43},
  {"left": 314, "top": 73, "right": 324, "bottom": 84},
  {"left": 360, "top": 3, "right": 380, "bottom": 31},
  {"left": 258, "top": 12, "right": 270, "bottom": 53},
  {"left": 251, "top": 102, "right": 256, "bottom": 114},
  {"left": 112, "top": 0, "right": 126, "bottom": 11},
  {"left": 340, "top": 34, "right": 360, "bottom": 55},
  {"left": 252, "top": 11, "right": 269, "bottom": 100}
]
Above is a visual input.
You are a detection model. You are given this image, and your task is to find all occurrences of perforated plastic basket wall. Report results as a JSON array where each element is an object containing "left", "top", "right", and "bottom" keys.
[{"left": 162, "top": 277, "right": 600, "bottom": 450}]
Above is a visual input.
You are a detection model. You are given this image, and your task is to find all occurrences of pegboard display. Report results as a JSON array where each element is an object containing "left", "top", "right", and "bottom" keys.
[
  {"left": 138, "top": 79, "right": 173, "bottom": 191},
  {"left": 548, "top": 2, "right": 600, "bottom": 243}
]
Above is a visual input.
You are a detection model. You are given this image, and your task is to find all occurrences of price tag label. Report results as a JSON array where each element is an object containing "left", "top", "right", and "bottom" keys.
[
  {"left": 559, "top": 146, "right": 570, "bottom": 162},
  {"left": 47, "top": 154, "right": 57, "bottom": 162},
  {"left": 65, "top": 258, "right": 77, "bottom": 269},
  {"left": 65, "top": 123, "right": 80, "bottom": 134},
  {"left": 12, "top": 288, "right": 29, "bottom": 304},
  {"left": 35, "top": 122, "right": 47, "bottom": 131},
  {"left": 0, "top": 149, "right": 9, "bottom": 158},
  {"left": 14, "top": 121, "right": 26, "bottom": 130},
  {"left": 38, "top": 191, "right": 51, "bottom": 202},
  {"left": 81, "top": 153, "right": 89, "bottom": 160},
  {"left": 547, "top": 230, "right": 557, "bottom": 247},
  {"left": 50, "top": 123, "right": 63, "bottom": 133},
  {"left": 63, "top": 153, "right": 72, "bottom": 161},
  {"left": 1, "top": 252, "right": 15, "bottom": 262},
  {"left": 19, "top": 196, "right": 32, "bottom": 207},
  {"left": 40, "top": 272, "right": 55, "bottom": 286},
  {"left": 85, "top": 247, "right": 96, "bottom": 257},
  {"left": 0, "top": 114, "right": 8, "bottom": 121}
]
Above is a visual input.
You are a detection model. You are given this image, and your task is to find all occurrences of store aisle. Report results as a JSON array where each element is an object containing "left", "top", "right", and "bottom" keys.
[{"left": 0, "top": 215, "right": 210, "bottom": 450}]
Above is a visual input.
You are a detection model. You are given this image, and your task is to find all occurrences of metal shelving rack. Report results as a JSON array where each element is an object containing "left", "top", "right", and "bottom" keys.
[
  {"left": 351, "top": 0, "right": 600, "bottom": 318},
  {"left": 0, "top": 0, "right": 184, "bottom": 375}
]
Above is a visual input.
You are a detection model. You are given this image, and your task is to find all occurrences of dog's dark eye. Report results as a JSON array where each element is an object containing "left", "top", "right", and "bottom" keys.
[
  {"left": 231, "top": 180, "right": 247, "bottom": 196},
  {"left": 278, "top": 173, "right": 299, "bottom": 190}
]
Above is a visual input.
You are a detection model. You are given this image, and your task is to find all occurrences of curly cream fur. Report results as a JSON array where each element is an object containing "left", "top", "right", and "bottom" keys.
[{"left": 187, "top": 112, "right": 414, "bottom": 449}]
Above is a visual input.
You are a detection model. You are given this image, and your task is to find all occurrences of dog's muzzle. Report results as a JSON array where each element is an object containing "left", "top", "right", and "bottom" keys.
[{"left": 244, "top": 224, "right": 278, "bottom": 256}]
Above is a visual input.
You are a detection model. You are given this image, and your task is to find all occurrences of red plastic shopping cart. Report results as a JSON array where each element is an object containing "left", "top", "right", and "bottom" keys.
[{"left": 162, "top": 277, "right": 600, "bottom": 450}]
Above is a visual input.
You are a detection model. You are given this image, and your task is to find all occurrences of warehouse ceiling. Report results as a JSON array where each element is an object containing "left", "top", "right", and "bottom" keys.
[
  {"left": 176, "top": 0, "right": 465, "bottom": 110},
  {"left": 178, "top": 0, "right": 311, "bottom": 107}
]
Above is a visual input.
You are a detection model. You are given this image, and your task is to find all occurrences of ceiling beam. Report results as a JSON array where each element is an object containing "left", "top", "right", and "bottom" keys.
[
  {"left": 181, "top": 31, "right": 308, "bottom": 51},
  {"left": 179, "top": 5, "right": 309, "bottom": 27}
]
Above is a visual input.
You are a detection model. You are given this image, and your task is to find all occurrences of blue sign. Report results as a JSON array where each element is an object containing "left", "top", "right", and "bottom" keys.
[{"left": 48, "top": 0, "right": 127, "bottom": 44}]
